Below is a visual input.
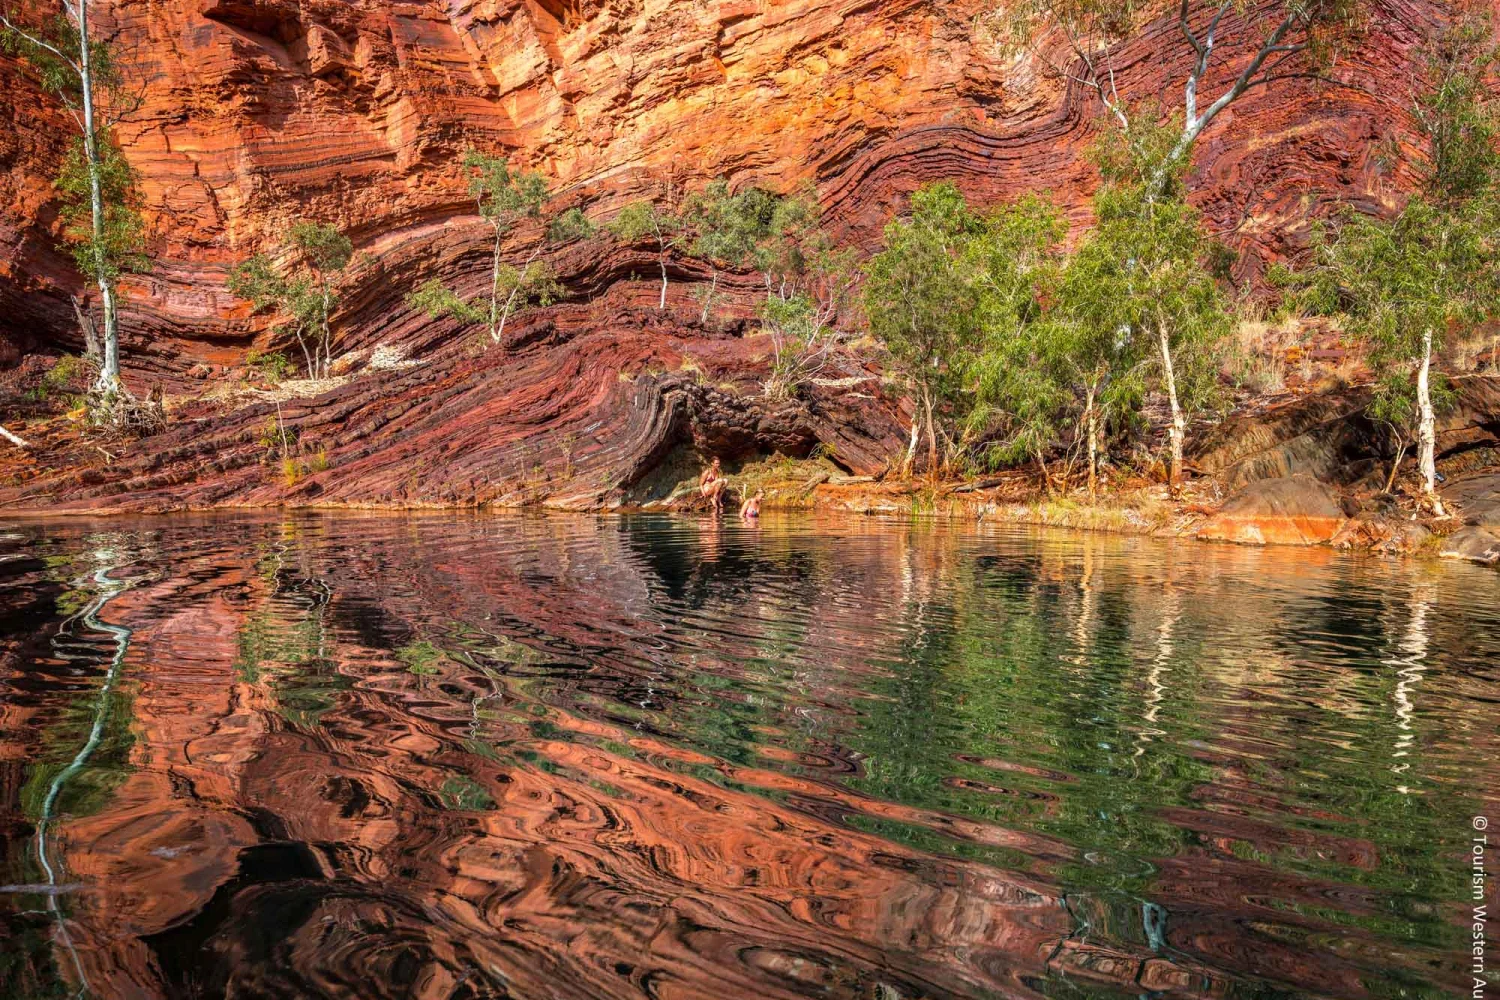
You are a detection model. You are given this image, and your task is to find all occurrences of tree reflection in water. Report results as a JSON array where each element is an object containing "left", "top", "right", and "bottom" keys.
[{"left": 0, "top": 513, "right": 1492, "bottom": 1000}]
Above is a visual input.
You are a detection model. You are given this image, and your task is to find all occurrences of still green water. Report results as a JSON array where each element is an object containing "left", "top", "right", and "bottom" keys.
[{"left": 0, "top": 512, "right": 1494, "bottom": 999}]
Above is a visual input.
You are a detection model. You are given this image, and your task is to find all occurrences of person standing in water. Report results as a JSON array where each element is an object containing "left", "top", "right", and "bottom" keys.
[
  {"left": 739, "top": 489, "right": 763, "bottom": 520},
  {"left": 699, "top": 457, "right": 728, "bottom": 512}
]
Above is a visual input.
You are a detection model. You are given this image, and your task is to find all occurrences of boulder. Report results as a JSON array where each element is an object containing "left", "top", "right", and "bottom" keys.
[
  {"left": 1445, "top": 472, "right": 1500, "bottom": 528},
  {"left": 1438, "top": 526, "right": 1500, "bottom": 567},
  {"left": 1197, "top": 474, "right": 1347, "bottom": 546}
]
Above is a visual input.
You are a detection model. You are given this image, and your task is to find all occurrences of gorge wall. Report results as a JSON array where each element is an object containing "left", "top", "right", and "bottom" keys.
[{"left": 0, "top": 0, "right": 1469, "bottom": 509}]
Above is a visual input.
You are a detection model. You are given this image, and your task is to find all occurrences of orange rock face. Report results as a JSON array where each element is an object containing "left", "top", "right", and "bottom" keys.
[
  {"left": 3, "top": 0, "right": 1446, "bottom": 342},
  {"left": 0, "top": 0, "right": 1470, "bottom": 507}
]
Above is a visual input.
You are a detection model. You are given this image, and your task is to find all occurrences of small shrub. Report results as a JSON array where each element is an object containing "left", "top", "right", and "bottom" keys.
[
  {"left": 30, "top": 354, "right": 85, "bottom": 403},
  {"left": 258, "top": 416, "right": 282, "bottom": 453},
  {"left": 246, "top": 349, "right": 293, "bottom": 382},
  {"left": 281, "top": 457, "right": 302, "bottom": 488}
]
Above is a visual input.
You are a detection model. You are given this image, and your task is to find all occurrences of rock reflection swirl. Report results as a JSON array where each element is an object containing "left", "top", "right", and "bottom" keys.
[{"left": 0, "top": 513, "right": 1492, "bottom": 1000}]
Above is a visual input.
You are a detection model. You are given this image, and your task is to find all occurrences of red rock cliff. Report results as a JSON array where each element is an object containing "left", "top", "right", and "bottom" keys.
[{"left": 0, "top": 0, "right": 1473, "bottom": 509}]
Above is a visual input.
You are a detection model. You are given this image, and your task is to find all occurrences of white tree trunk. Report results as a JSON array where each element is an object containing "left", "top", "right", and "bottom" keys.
[
  {"left": 487, "top": 223, "right": 504, "bottom": 342},
  {"left": 1416, "top": 326, "right": 1445, "bottom": 516},
  {"left": 921, "top": 383, "right": 938, "bottom": 476},
  {"left": 0, "top": 425, "right": 31, "bottom": 449},
  {"left": 1085, "top": 385, "right": 1098, "bottom": 500},
  {"left": 1157, "top": 325, "right": 1185, "bottom": 490},
  {"left": 76, "top": 0, "right": 121, "bottom": 398},
  {"left": 658, "top": 259, "right": 668, "bottom": 311},
  {"left": 901, "top": 409, "right": 919, "bottom": 478},
  {"left": 700, "top": 272, "right": 717, "bottom": 324},
  {"left": 319, "top": 285, "right": 332, "bottom": 378}
]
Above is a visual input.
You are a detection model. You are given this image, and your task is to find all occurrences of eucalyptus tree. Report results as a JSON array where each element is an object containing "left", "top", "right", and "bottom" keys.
[
  {"left": 757, "top": 239, "right": 861, "bottom": 402},
  {"left": 864, "top": 183, "right": 985, "bottom": 477},
  {"left": 992, "top": 0, "right": 1360, "bottom": 196},
  {"left": 1080, "top": 118, "right": 1232, "bottom": 490},
  {"left": 407, "top": 152, "right": 556, "bottom": 345},
  {"left": 963, "top": 194, "right": 1069, "bottom": 485},
  {"left": 3, "top": 0, "right": 149, "bottom": 410},
  {"left": 683, "top": 181, "right": 858, "bottom": 399},
  {"left": 684, "top": 180, "right": 773, "bottom": 323},
  {"left": 608, "top": 199, "right": 686, "bottom": 310},
  {"left": 1035, "top": 269, "right": 1152, "bottom": 500},
  {"left": 1276, "top": 13, "right": 1499, "bottom": 515},
  {"left": 228, "top": 221, "right": 354, "bottom": 380}
]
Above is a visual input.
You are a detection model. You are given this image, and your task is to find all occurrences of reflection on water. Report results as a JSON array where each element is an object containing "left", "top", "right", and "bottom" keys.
[{"left": 0, "top": 513, "right": 1494, "bottom": 999}]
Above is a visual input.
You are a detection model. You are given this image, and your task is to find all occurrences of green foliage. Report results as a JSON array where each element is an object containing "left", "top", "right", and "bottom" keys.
[
  {"left": 760, "top": 245, "right": 860, "bottom": 400},
  {"left": 1083, "top": 185, "right": 1229, "bottom": 404},
  {"left": 547, "top": 207, "right": 596, "bottom": 243},
  {"left": 1306, "top": 198, "right": 1491, "bottom": 426},
  {"left": 289, "top": 220, "right": 353, "bottom": 273},
  {"left": 867, "top": 146, "right": 1230, "bottom": 487},
  {"left": 679, "top": 179, "right": 855, "bottom": 394},
  {"left": 407, "top": 278, "right": 487, "bottom": 326},
  {"left": 1088, "top": 104, "right": 1188, "bottom": 198},
  {"left": 30, "top": 354, "right": 85, "bottom": 403},
  {"left": 607, "top": 199, "right": 684, "bottom": 246},
  {"left": 1411, "top": 11, "right": 1499, "bottom": 206},
  {"left": 608, "top": 198, "right": 688, "bottom": 309},
  {"left": 865, "top": 182, "right": 985, "bottom": 373},
  {"left": 408, "top": 152, "right": 573, "bottom": 342},
  {"left": 228, "top": 220, "right": 355, "bottom": 379},
  {"left": 20, "top": 681, "right": 136, "bottom": 823},
  {"left": 464, "top": 150, "right": 548, "bottom": 227},
  {"left": 438, "top": 774, "right": 496, "bottom": 811},
  {"left": 1280, "top": 10, "right": 1500, "bottom": 444},
  {"left": 246, "top": 349, "right": 293, "bottom": 382},
  {"left": 685, "top": 180, "right": 780, "bottom": 272},
  {"left": 864, "top": 182, "right": 986, "bottom": 471},
  {"left": 55, "top": 133, "right": 148, "bottom": 284},
  {"left": 866, "top": 184, "right": 1076, "bottom": 474},
  {"left": 498, "top": 261, "right": 562, "bottom": 315},
  {"left": 963, "top": 194, "right": 1069, "bottom": 466},
  {"left": 4, "top": 4, "right": 152, "bottom": 402},
  {"left": 1, "top": 11, "right": 121, "bottom": 103}
]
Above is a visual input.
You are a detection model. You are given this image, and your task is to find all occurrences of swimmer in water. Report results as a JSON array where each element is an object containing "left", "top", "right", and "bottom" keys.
[{"left": 739, "top": 489, "right": 763, "bottom": 520}]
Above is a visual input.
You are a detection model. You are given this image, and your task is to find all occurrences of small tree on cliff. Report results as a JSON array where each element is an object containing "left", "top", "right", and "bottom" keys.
[
  {"left": 758, "top": 238, "right": 861, "bottom": 402},
  {"left": 683, "top": 181, "right": 859, "bottom": 398},
  {"left": 992, "top": 0, "right": 1360, "bottom": 197},
  {"left": 1278, "top": 13, "right": 1500, "bottom": 515},
  {"left": 864, "top": 183, "right": 984, "bottom": 477},
  {"left": 684, "top": 180, "right": 771, "bottom": 323},
  {"left": 3, "top": 0, "right": 149, "bottom": 415},
  {"left": 228, "top": 221, "right": 354, "bottom": 380},
  {"left": 609, "top": 200, "right": 686, "bottom": 311},
  {"left": 407, "top": 152, "right": 557, "bottom": 345}
]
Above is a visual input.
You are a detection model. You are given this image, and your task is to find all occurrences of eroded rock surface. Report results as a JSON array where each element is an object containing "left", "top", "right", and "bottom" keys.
[
  {"left": 1193, "top": 376, "right": 1500, "bottom": 492},
  {"left": 1197, "top": 474, "right": 1347, "bottom": 547},
  {"left": 0, "top": 305, "right": 906, "bottom": 511}
]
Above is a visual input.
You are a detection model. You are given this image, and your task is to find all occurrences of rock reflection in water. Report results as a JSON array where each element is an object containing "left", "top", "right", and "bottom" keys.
[{"left": 0, "top": 513, "right": 1494, "bottom": 1000}]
